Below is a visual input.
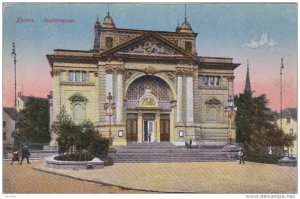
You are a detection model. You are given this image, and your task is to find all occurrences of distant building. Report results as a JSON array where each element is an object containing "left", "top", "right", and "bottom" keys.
[
  {"left": 16, "top": 92, "right": 47, "bottom": 112},
  {"left": 3, "top": 107, "right": 17, "bottom": 148},
  {"left": 277, "top": 108, "right": 297, "bottom": 157}
]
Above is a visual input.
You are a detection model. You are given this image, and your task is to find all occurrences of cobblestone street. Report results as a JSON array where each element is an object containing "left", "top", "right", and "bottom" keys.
[{"left": 3, "top": 160, "right": 144, "bottom": 193}]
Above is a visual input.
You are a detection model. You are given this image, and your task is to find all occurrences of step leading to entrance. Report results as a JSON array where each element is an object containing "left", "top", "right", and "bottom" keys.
[{"left": 109, "top": 142, "right": 235, "bottom": 163}]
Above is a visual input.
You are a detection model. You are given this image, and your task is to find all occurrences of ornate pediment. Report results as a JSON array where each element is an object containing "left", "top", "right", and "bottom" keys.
[
  {"left": 116, "top": 37, "right": 183, "bottom": 57},
  {"left": 205, "top": 97, "right": 221, "bottom": 105},
  {"left": 69, "top": 93, "right": 87, "bottom": 102}
]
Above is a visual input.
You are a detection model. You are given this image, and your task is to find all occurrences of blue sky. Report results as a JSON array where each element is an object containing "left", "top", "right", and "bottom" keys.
[{"left": 2, "top": 3, "right": 297, "bottom": 111}]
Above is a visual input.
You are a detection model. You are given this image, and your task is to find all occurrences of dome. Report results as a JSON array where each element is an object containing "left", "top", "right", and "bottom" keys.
[
  {"left": 102, "top": 13, "right": 115, "bottom": 28},
  {"left": 176, "top": 18, "right": 193, "bottom": 33}
]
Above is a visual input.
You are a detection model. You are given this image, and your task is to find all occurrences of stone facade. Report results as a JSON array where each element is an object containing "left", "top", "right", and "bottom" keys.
[{"left": 47, "top": 14, "right": 240, "bottom": 147}]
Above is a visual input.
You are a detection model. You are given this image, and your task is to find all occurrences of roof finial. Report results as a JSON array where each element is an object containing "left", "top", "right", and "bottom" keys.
[
  {"left": 184, "top": 4, "right": 187, "bottom": 22},
  {"left": 107, "top": 3, "right": 110, "bottom": 16}
]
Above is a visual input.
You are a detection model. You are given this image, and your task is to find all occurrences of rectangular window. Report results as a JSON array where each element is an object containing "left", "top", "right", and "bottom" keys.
[
  {"left": 82, "top": 71, "right": 87, "bottom": 82},
  {"left": 203, "top": 76, "right": 208, "bottom": 85},
  {"left": 3, "top": 132, "right": 6, "bottom": 141},
  {"left": 68, "top": 71, "right": 74, "bottom": 81},
  {"left": 209, "top": 77, "right": 214, "bottom": 86},
  {"left": 3, "top": 121, "right": 6, "bottom": 128},
  {"left": 106, "top": 37, "right": 113, "bottom": 49},
  {"left": 289, "top": 129, "right": 294, "bottom": 136},
  {"left": 214, "top": 77, "right": 220, "bottom": 86},
  {"left": 185, "top": 41, "right": 192, "bottom": 53},
  {"left": 287, "top": 118, "right": 291, "bottom": 124},
  {"left": 75, "top": 71, "right": 81, "bottom": 82}
]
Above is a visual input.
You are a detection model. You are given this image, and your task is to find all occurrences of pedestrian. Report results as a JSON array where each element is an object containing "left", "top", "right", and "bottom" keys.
[
  {"left": 185, "top": 140, "right": 189, "bottom": 149},
  {"left": 20, "top": 145, "right": 31, "bottom": 165},
  {"left": 189, "top": 138, "right": 192, "bottom": 149},
  {"left": 10, "top": 148, "right": 20, "bottom": 165},
  {"left": 239, "top": 147, "right": 245, "bottom": 164}
]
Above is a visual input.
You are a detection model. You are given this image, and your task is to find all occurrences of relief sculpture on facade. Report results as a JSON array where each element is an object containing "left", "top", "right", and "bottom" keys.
[{"left": 117, "top": 37, "right": 182, "bottom": 56}]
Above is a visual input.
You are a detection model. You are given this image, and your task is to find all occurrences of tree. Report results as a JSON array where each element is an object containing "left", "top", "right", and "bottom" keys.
[
  {"left": 55, "top": 106, "right": 108, "bottom": 160},
  {"left": 16, "top": 97, "right": 50, "bottom": 145},
  {"left": 235, "top": 93, "right": 289, "bottom": 155}
]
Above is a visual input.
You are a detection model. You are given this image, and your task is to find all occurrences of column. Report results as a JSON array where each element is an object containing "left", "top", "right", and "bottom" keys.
[
  {"left": 155, "top": 112, "right": 160, "bottom": 143},
  {"left": 137, "top": 111, "right": 143, "bottom": 143},
  {"left": 185, "top": 76, "right": 194, "bottom": 124},
  {"left": 116, "top": 73, "right": 123, "bottom": 123},
  {"left": 176, "top": 76, "right": 183, "bottom": 123},
  {"left": 105, "top": 73, "right": 113, "bottom": 122}
]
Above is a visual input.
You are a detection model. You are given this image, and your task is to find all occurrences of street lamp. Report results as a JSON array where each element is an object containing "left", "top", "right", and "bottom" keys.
[
  {"left": 224, "top": 96, "right": 237, "bottom": 144},
  {"left": 104, "top": 92, "right": 115, "bottom": 146},
  {"left": 11, "top": 42, "right": 17, "bottom": 148}
]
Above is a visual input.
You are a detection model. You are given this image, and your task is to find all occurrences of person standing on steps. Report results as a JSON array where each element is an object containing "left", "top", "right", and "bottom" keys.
[
  {"left": 20, "top": 145, "right": 31, "bottom": 165},
  {"left": 185, "top": 139, "right": 189, "bottom": 149},
  {"left": 189, "top": 138, "right": 193, "bottom": 149}
]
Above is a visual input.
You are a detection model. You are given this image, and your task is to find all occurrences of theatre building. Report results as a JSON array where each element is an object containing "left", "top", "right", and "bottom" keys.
[{"left": 46, "top": 13, "right": 240, "bottom": 147}]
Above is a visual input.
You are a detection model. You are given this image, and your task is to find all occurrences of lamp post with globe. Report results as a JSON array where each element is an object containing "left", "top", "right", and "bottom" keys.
[
  {"left": 104, "top": 92, "right": 115, "bottom": 146},
  {"left": 224, "top": 96, "right": 237, "bottom": 144}
]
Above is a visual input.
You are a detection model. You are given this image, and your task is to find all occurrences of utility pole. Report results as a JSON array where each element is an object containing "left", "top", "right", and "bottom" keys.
[
  {"left": 11, "top": 42, "right": 17, "bottom": 147},
  {"left": 280, "top": 58, "right": 284, "bottom": 130}
]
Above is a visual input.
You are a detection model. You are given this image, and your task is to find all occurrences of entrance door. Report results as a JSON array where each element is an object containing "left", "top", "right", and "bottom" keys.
[
  {"left": 143, "top": 120, "right": 155, "bottom": 142},
  {"left": 126, "top": 118, "right": 137, "bottom": 142},
  {"left": 160, "top": 119, "right": 170, "bottom": 141}
]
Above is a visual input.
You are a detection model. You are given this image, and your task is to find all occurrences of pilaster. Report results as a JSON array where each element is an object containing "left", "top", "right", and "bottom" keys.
[
  {"left": 137, "top": 111, "right": 143, "bottom": 143},
  {"left": 155, "top": 112, "right": 161, "bottom": 143}
]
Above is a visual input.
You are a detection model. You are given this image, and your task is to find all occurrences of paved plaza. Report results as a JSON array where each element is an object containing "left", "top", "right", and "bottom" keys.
[
  {"left": 3, "top": 160, "right": 143, "bottom": 193},
  {"left": 3, "top": 159, "right": 296, "bottom": 193}
]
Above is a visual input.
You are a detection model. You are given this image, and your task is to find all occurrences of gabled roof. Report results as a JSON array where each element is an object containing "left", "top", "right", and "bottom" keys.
[
  {"left": 3, "top": 107, "right": 17, "bottom": 120},
  {"left": 100, "top": 32, "right": 198, "bottom": 61},
  {"left": 282, "top": 108, "right": 297, "bottom": 121}
]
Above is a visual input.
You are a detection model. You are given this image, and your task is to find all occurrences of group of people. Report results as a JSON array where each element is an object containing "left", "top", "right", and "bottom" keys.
[
  {"left": 185, "top": 138, "right": 193, "bottom": 149},
  {"left": 10, "top": 145, "right": 31, "bottom": 165}
]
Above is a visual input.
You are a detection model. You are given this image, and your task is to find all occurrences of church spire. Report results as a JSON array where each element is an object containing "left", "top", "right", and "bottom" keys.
[{"left": 244, "top": 60, "right": 252, "bottom": 97}]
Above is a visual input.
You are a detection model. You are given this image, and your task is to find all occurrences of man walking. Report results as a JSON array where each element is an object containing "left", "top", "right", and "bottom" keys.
[
  {"left": 239, "top": 147, "right": 245, "bottom": 164},
  {"left": 20, "top": 145, "right": 31, "bottom": 165},
  {"left": 10, "top": 148, "right": 20, "bottom": 165}
]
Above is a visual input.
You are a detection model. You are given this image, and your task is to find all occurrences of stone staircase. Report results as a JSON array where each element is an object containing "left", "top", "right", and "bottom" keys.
[{"left": 109, "top": 142, "right": 236, "bottom": 163}]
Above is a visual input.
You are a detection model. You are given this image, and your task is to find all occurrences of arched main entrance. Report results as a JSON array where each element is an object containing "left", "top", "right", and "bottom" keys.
[{"left": 125, "top": 75, "right": 173, "bottom": 143}]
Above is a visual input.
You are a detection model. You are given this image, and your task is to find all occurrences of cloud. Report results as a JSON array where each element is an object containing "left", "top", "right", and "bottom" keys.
[{"left": 243, "top": 33, "right": 278, "bottom": 50}]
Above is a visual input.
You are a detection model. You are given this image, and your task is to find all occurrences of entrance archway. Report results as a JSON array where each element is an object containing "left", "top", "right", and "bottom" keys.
[{"left": 125, "top": 75, "right": 174, "bottom": 143}]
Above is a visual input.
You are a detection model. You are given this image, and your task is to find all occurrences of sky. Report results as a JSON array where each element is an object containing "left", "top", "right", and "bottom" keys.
[{"left": 2, "top": 3, "right": 297, "bottom": 111}]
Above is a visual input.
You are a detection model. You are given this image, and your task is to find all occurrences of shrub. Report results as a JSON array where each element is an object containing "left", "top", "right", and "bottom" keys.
[
  {"left": 88, "top": 136, "right": 110, "bottom": 159},
  {"left": 245, "top": 154, "right": 281, "bottom": 164}
]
